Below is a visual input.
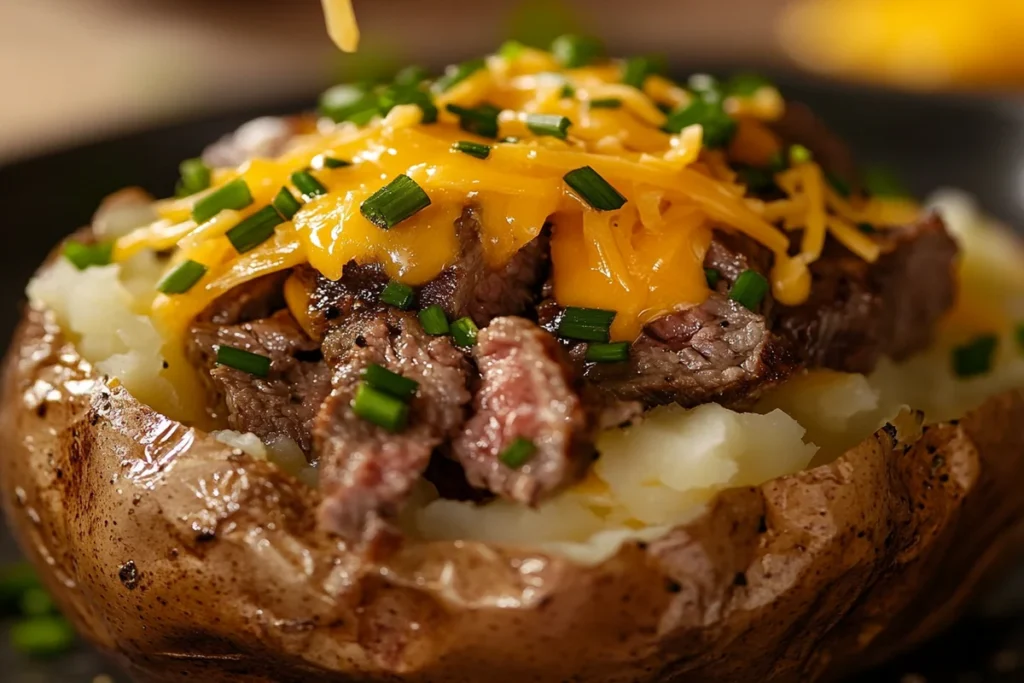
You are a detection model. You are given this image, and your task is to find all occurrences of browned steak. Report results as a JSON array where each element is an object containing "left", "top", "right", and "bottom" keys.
[
  {"left": 188, "top": 310, "right": 331, "bottom": 453},
  {"left": 453, "top": 317, "right": 592, "bottom": 505},
  {"left": 291, "top": 262, "right": 388, "bottom": 340},
  {"left": 315, "top": 310, "right": 471, "bottom": 547}
]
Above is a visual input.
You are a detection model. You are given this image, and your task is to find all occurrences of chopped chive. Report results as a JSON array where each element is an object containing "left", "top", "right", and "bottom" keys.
[
  {"left": 857, "top": 222, "right": 877, "bottom": 234},
  {"left": 551, "top": 35, "right": 605, "bottom": 68},
  {"left": 729, "top": 270, "right": 769, "bottom": 311},
  {"left": 192, "top": 178, "right": 254, "bottom": 224},
  {"left": 352, "top": 383, "right": 409, "bottom": 433},
  {"left": 445, "top": 103, "right": 501, "bottom": 139},
  {"left": 19, "top": 587, "right": 54, "bottom": 618},
  {"left": 622, "top": 55, "right": 663, "bottom": 89},
  {"left": 63, "top": 240, "right": 113, "bottom": 270},
  {"left": 1015, "top": 323, "right": 1024, "bottom": 351},
  {"left": 394, "top": 65, "right": 429, "bottom": 87},
  {"left": 789, "top": 144, "right": 813, "bottom": 165},
  {"left": 705, "top": 268, "right": 721, "bottom": 287},
  {"left": 432, "top": 58, "right": 486, "bottom": 93},
  {"left": 291, "top": 170, "right": 328, "bottom": 200},
  {"left": 663, "top": 97, "right": 737, "bottom": 148},
  {"left": 363, "top": 363, "right": 418, "bottom": 401},
  {"left": 526, "top": 114, "right": 572, "bottom": 140},
  {"left": 563, "top": 166, "right": 627, "bottom": 211},
  {"left": 586, "top": 341, "right": 630, "bottom": 363},
  {"left": 156, "top": 260, "right": 207, "bottom": 294},
  {"left": 952, "top": 335, "right": 998, "bottom": 377},
  {"left": 768, "top": 150, "right": 788, "bottom": 173},
  {"left": 560, "top": 83, "right": 577, "bottom": 99},
  {"left": 499, "top": 437, "right": 537, "bottom": 469},
  {"left": 0, "top": 564, "right": 41, "bottom": 611},
  {"left": 215, "top": 345, "right": 271, "bottom": 377},
  {"left": 452, "top": 140, "right": 491, "bottom": 159},
  {"left": 451, "top": 317, "right": 479, "bottom": 347},
  {"left": 863, "top": 166, "right": 911, "bottom": 198},
  {"left": 558, "top": 306, "right": 616, "bottom": 342},
  {"left": 321, "top": 156, "right": 351, "bottom": 169},
  {"left": 827, "top": 172, "right": 852, "bottom": 198},
  {"left": 737, "top": 167, "right": 776, "bottom": 192},
  {"left": 589, "top": 97, "right": 622, "bottom": 109},
  {"left": 378, "top": 84, "right": 439, "bottom": 123},
  {"left": 498, "top": 40, "right": 526, "bottom": 60},
  {"left": 177, "top": 158, "right": 211, "bottom": 196},
  {"left": 360, "top": 174, "right": 432, "bottom": 229},
  {"left": 319, "top": 83, "right": 378, "bottom": 124},
  {"left": 9, "top": 616, "right": 76, "bottom": 658},
  {"left": 380, "top": 281, "right": 415, "bottom": 309},
  {"left": 272, "top": 187, "right": 302, "bottom": 220},
  {"left": 727, "top": 73, "right": 774, "bottom": 97},
  {"left": 418, "top": 305, "right": 450, "bottom": 335},
  {"left": 226, "top": 206, "right": 283, "bottom": 254}
]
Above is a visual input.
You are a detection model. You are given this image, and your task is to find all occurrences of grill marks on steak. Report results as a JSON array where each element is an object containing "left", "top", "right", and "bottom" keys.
[
  {"left": 453, "top": 317, "right": 592, "bottom": 504},
  {"left": 314, "top": 310, "right": 471, "bottom": 546}
]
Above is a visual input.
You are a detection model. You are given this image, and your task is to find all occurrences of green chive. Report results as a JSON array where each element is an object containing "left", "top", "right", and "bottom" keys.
[
  {"left": 0, "top": 564, "right": 41, "bottom": 612},
  {"left": 827, "top": 173, "right": 852, "bottom": 197},
  {"left": 499, "top": 437, "right": 537, "bottom": 469},
  {"left": 737, "top": 167, "right": 776, "bottom": 192},
  {"left": 589, "top": 97, "right": 622, "bottom": 109},
  {"left": 452, "top": 140, "right": 491, "bottom": 159},
  {"left": 9, "top": 616, "right": 76, "bottom": 658},
  {"left": 451, "top": 317, "right": 479, "bottom": 347},
  {"left": 225, "top": 206, "right": 283, "bottom": 254},
  {"left": 394, "top": 65, "right": 429, "bottom": 87},
  {"left": 560, "top": 83, "right": 577, "bottom": 99},
  {"left": 526, "top": 114, "right": 572, "bottom": 140},
  {"left": 727, "top": 73, "right": 773, "bottom": 97},
  {"left": 446, "top": 103, "right": 501, "bottom": 139},
  {"left": 586, "top": 342, "right": 630, "bottom": 363},
  {"left": 363, "top": 363, "right": 418, "bottom": 401},
  {"left": 63, "top": 240, "right": 113, "bottom": 270},
  {"left": 729, "top": 270, "right": 769, "bottom": 311},
  {"left": 177, "top": 158, "right": 211, "bottom": 196},
  {"left": 857, "top": 222, "right": 877, "bottom": 234},
  {"left": 156, "top": 259, "right": 207, "bottom": 294},
  {"left": 192, "top": 178, "right": 254, "bottom": 224},
  {"left": 863, "top": 166, "right": 911, "bottom": 198},
  {"left": 19, "top": 588, "right": 54, "bottom": 618},
  {"left": 551, "top": 35, "right": 605, "bottom": 68},
  {"left": 498, "top": 40, "right": 526, "bottom": 60},
  {"left": 432, "top": 58, "right": 486, "bottom": 93},
  {"left": 216, "top": 345, "right": 272, "bottom": 377},
  {"left": 380, "top": 281, "right": 415, "bottom": 309},
  {"left": 558, "top": 306, "right": 616, "bottom": 342},
  {"left": 705, "top": 268, "right": 721, "bottom": 287},
  {"left": 768, "top": 150, "right": 788, "bottom": 173},
  {"left": 418, "top": 305, "right": 450, "bottom": 336},
  {"left": 952, "top": 335, "right": 998, "bottom": 377},
  {"left": 378, "top": 84, "right": 439, "bottom": 124},
  {"left": 352, "top": 383, "right": 409, "bottom": 433},
  {"left": 321, "top": 156, "right": 351, "bottom": 169},
  {"left": 272, "top": 187, "right": 302, "bottom": 220},
  {"left": 622, "top": 56, "right": 663, "bottom": 89},
  {"left": 664, "top": 98, "right": 737, "bottom": 148},
  {"left": 789, "top": 144, "right": 813, "bottom": 165},
  {"left": 360, "top": 174, "right": 432, "bottom": 229},
  {"left": 563, "top": 166, "right": 627, "bottom": 211},
  {"left": 1016, "top": 323, "right": 1024, "bottom": 352},
  {"left": 291, "top": 170, "right": 328, "bottom": 200},
  {"left": 319, "top": 83, "right": 378, "bottom": 124}
]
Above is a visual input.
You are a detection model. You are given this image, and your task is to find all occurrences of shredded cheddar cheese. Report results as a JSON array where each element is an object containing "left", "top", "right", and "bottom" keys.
[{"left": 322, "top": 0, "right": 360, "bottom": 53}]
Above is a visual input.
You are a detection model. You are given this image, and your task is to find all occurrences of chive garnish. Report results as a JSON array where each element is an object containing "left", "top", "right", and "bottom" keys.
[
  {"left": 589, "top": 97, "right": 622, "bottom": 109},
  {"left": 446, "top": 103, "right": 501, "bottom": 139},
  {"left": 452, "top": 140, "right": 492, "bottom": 160},
  {"left": 9, "top": 616, "right": 76, "bottom": 657},
  {"left": 378, "top": 84, "right": 439, "bottom": 123},
  {"left": 827, "top": 173, "right": 852, "bottom": 198},
  {"left": 360, "top": 174, "right": 432, "bottom": 229},
  {"left": 586, "top": 341, "right": 630, "bottom": 363},
  {"left": 499, "top": 437, "right": 537, "bottom": 469},
  {"left": 321, "top": 156, "right": 351, "bottom": 169},
  {"left": 558, "top": 306, "right": 616, "bottom": 342},
  {"left": 380, "top": 281, "right": 416, "bottom": 309},
  {"left": 1016, "top": 323, "right": 1024, "bottom": 351},
  {"left": 563, "top": 166, "right": 627, "bottom": 211},
  {"left": 291, "top": 170, "right": 328, "bottom": 200},
  {"left": 394, "top": 65, "right": 429, "bottom": 87},
  {"left": 952, "top": 335, "right": 998, "bottom": 377},
  {"left": 451, "top": 317, "right": 480, "bottom": 347},
  {"left": 622, "top": 56, "right": 663, "bottom": 89},
  {"left": 705, "top": 268, "right": 721, "bottom": 287},
  {"left": 863, "top": 167, "right": 911, "bottom": 198},
  {"left": 418, "top": 305, "right": 450, "bottom": 336},
  {"left": 191, "top": 178, "right": 254, "bottom": 224},
  {"left": 729, "top": 270, "right": 769, "bottom": 311},
  {"left": 526, "top": 113, "right": 572, "bottom": 140},
  {"left": 226, "top": 206, "right": 283, "bottom": 254},
  {"left": 177, "top": 158, "right": 211, "bottom": 197},
  {"left": 362, "top": 363, "right": 418, "bottom": 401},
  {"left": 560, "top": 83, "right": 577, "bottom": 99},
  {"left": 551, "top": 35, "right": 605, "bottom": 68},
  {"left": 498, "top": 40, "right": 526, "bottom": 60},
  {"left": 272, "top": 187, "right": 302, "bottom": 220},
  {"left": 63, "top": 240, "right": 114, "bottom": 270},
  {"left": 156, "top": 260, "right": 207, "bottom": 295},
  {"left": 216, "top": 345, "right": 271, "bottom": 378},
  {"left": 737, "top": 167, "right": 776, "bottom": 193},
  {"left": 319, "top": 83, "right": 378, "bottom": 124},
  {"left": 727, "top": 73, "right": 773, "bottom": 97},
  {"left": 789, "top": 144, "right": 813, "bottom": 165},
  {"left": 857, "top": 222, "right": 877, "bottom": 234},
  {"left": 352, "top": 383, "right": 409, "bottom": 433},
  {"left": 663, "top": 98, "right": 737, "bottom": 148},
  {"left": 433, "top": 58, "right": 486, "bottom": 93}
]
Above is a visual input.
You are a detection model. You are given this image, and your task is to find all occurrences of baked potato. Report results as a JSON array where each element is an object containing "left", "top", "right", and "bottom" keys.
[{"left": 4, "top": 37, "right": 1024, "bottom": 683}]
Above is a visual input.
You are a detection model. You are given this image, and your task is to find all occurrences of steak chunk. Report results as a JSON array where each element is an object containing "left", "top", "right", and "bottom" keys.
[
  {"left": 188, "top": 310, "right": 331, "bottom": 453},
  {"left": 453, "top": 317, "right": 592, "bottom": 504},
  {"left": 315, "top": 310, "right": 471, "bottom": 548},
  {"left": 290, "top": 262, "right": 388, "bottom": 340}
]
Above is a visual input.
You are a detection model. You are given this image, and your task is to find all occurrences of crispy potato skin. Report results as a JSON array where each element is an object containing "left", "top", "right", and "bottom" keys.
[{"left": 3, "top": 304, "right": 1024, "bottom": 683}]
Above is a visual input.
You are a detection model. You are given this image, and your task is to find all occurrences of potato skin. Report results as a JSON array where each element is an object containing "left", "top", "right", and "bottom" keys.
[{"left": 3, "top": 304, "right": 1024, "bottom": 683}]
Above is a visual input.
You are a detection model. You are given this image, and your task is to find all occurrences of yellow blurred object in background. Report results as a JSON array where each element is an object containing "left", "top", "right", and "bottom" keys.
[
  {"left": 781, "top": 0, "right": 1024, "bottom": 89},
  {"left": 322, "top": 0, "right": 359, "bottom": 52}
]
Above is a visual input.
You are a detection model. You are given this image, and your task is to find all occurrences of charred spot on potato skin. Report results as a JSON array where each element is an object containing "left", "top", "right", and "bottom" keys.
[
  {"left": 664, "top": 580, "right": 682, "bottom": 593},
  {"left": 733, "top": 572, "right": 748, "bottom": 587},
  {"left": 757, "top": 515, "right": 768, "bottom": 533},
  {"left": 35, "top": 402, "right": 47, "bottom": 418},
  {"left": 881, "top": 422, "right": 898, "bottom": 447},
  {"left": 195, "top": 531, "right": 216, "bottom": 543},
  {"left": 119, "top": 560, "right": 140, "bottom": 590}
]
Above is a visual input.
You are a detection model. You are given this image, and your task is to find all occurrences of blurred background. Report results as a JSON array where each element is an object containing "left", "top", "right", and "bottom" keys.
[{"left": 2, "top": 0, "right": 1024, "bottom": 163}]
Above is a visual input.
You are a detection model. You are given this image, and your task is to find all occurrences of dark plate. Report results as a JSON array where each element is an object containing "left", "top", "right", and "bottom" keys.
[{"left": 2, "top": 78, "right": 1024, "bottom": 682}]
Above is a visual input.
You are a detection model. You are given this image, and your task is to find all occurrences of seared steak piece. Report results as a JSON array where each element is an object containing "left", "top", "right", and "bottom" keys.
[
  {"left": 453, "top": 317, "right": 592, "bottom": 504},
  {"left": 315, "top": 310, "right": 471, "bottom": 547},
  {"left": 704, "top": 232, "right": 774, "bottom": 291},
  {"left": 203, "top": 272, "right": 287, "bottom": 325},
  {"left": 290, "top": 262, "right": 388, "bottom": 340},
  {"left": 420, "top": 207, "right": 550, "bottom": 325},
  {"left": 188, "top": 310, "right": 331, "bottom": 453},
  {"left": 774, "top": 213, "right": 957, "bottom": 373}
]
